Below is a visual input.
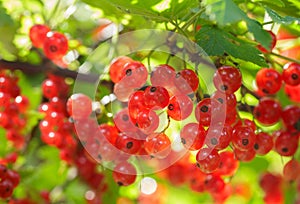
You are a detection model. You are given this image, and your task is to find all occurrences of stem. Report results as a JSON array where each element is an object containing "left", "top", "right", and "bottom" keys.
[
  {"left": 269, "top": 52, "right": 300, "bottom": 64},
  {"left": 182, "top": 9, "right": 204, "bottom": 31},
  {"left": 262, "top": 21, "right": 273, "bottom": 26}
]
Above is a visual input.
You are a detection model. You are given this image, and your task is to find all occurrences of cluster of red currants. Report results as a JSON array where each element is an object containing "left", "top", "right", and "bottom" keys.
[
  {"left": 0, "top": 70, "right": 29, "bottom": 149},
  {"left": 39, "top": 74, "right": 77, "bottom": 160},
  {"left": 254, "top": 65, "right": 300, "bottom": 157},
  {"left": 39, "top": 77, "right": 107, "bottom": 201},
  {"left": 29, "top": 24, "right": 69, "bottom": 63},
  {"left": 0, "top": 164, "right": 20, "bottom": 199}
]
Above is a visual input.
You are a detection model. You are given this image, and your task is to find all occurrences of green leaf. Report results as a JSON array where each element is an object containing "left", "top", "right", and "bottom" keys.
[
  {"left": 196, "top": 26, "right": 268, "bottom": 66},
  {"left": 260, "top": 0, "right": 300, "bottom": 17},
  {"left": 0, "top": 3, "right": 17, "bottom": 60},
  {"left": 266, "top": 7, "right": 300, "bottom": 24},
  {"left": 252, "top": 0, "right": 285, "bottom": 8},
  {"left": 82, "top": 0, "right": 169, "bottom": 22},
  {"left": 203, "top": 0, "right": 246, "bottom": 26},
  {"left": 202, "top": 0, "right": 272, "bottom": 49}
]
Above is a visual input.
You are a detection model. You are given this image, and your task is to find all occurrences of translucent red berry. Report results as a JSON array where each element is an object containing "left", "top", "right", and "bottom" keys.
[
  {"left": 255, "top": 68, "right": 282, "bottom": 94},
  {"left": 150, "top": 64, "right": 176, "bottom": 89},
  {"left": 144, "top": 133, "right": 171, "bottom": 159},
  {"left": 282, "top": 62, "right": 300, "bottom": 86},
  {"left": 66, "top": 93, "right": 92, "bottom": 120},
  {"left": 283, "top": 159, "right": 300, "bottom": 181},
  {"left": 112, "top": 161, "right": 137, "bottom": 186},
  {"left": 180, "top": 122, "right": 206, "bottom": 151},
  {"left": 253, "top": 97, "right": 281, "bottom": 125},
  {"left": 115, "top": 133, "right": 142, "bottom": 154},
  {"left": 281, "top": 105, "right": 300, "bottom": 131},
  {"left": 167, "top": 94, "right": 193, "bottom": 121},
  {"left": 254, "top": 132, "right": 273, "bottom": 155},
  {"left": 174, "top": 69, "right": 199, "bottom": 94},
  {"left": 109, "top": 56, "right": 134, "bottom": 83},
  {"left": 274, "top": 131, "right": 298, "bottom": 156},
  {"left": 43, "top": 32, "right": 68, "bottom": 60},
  {"left": 29, "top": 24, "right": 51, "bottom": 48},
  {"left": 232, "top": 126, "right": 256, "bottom": 151},
  {"left": 143, "top": 86, "right": 170, "bottom": 109},
  {"left": 196, "top": 148, "right": 220, "bottom": 173},
  {"left": 213, "top": 66, "right": 242, "bottom": 94}
]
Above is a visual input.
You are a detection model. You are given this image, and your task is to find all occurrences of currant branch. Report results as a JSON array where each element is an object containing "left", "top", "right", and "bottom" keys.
[{"left": 0, "top": 60, "right": 99, "bottom": 83}]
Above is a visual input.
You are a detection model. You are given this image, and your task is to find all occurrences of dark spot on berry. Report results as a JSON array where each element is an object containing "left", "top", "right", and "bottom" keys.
[
  {"left": 200, "top": 105, "right": 208, "bottom": 112},
  {"left": 122, "top": 114, "right": 129, "bottom": 121},
  {"left": 50, "top": 45, "right": 58, "bottom": 52},
  {"left": 125, "top": 69, "right": 132, "bottom": 76},
  {"left": 211, "top": 138, "right": 218, "bottom": 145},
  {"left": 282, "top": 147, "right": 288, "bottom": 152},
  {"left": 168, "top": 104, "right": 174, "bottom": 111},
  {"left": 203, "top": 94, "right": 210, "bottom": 98},
  {"left": 262, "top": 88, "right": 269, "bottom": 94},
  {"left": 196, "top": 163, "right": 200, "bottom": 168},
  {"left": 126, "top": 142, "right": 133, "bottom": 149},
  {"left": 217, "top": 98, "right": 224, "bottom": 104},
  {"left": 293, "top": 120, "right": 300, "bottom": 131},
  {"left": 291, "top": 73, "right": 298, "bottom": 80},
  {"left": 181, "top": 138, "right": 186, "bottom": 144},
  {"left": 242, "top": 139, "right": 249, "bottom": 146},
  {"left": 150, "top": 87, "right": 157, "bottom": 92},
  {"left": 117, "top": 182, "right": 123, "bottom": 186},
  {"left": 220, "top": 85, "right": 228, "bottom": 91},
  {"left": 97, "top": 154, "right": 102, "bottom": 160},
  {"left": 254, "top": 143, "right": 259, "bottom": 150}
]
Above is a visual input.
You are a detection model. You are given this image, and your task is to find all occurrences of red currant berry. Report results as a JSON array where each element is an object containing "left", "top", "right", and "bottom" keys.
[
  {"left": 215, "top": 151, "right": 239, "bottom": 177},
  {"left": 136, "top": 109, "right": 159, "bottom": 134},
  {"left": 253, "top": 97, "right": 281, "bottom": 125},
  {"left": 120, "top": 61, "right": 148, "bottom": 88},
  {"left": 150, "top": 64, "right": 176, "bottom": 89},
  {"left": 206, "top": 125, "right": 232, "bottom": 150},
  {"left": 43, "top": 32, "right": 68, "bottom": 60},
  {"left": 29, "top": 24, "right": 51, "bottom": 48},
  {"left": 234, "top": 147, "right": 256, "bottom": 162},
  {"left": 212, "top": 91, "right": 237, "bottom": 112},
  {"left": 173, "top": 69, "right": 199, "bottom": 94},
  {"left": 109, "top": 56, "right": 134, "bottom": 83},
  {"left": 113, "top": 108, "right": 137, "bottom": 133},
  {"left": 232, "top": 126, "right": 256, "bottom": 151},
  {"left": 128, "top": 91, "right": 148, "bottom": 122},
  {"left": 259, "top": 172, "right": 282, "bottom": 193},
  {"left": 195, "top": 98, "right": 223, "bottom": 126},
  {"left": 283, "top": 62, "right": 300, "bottom": 86},
  {"left": 281, "top": 105, "right": 300, "bottom": 131},
  {"left": 274, "top": 131, "right": 298, "bottom": 156},
  {"left": 255, "top": 68, "right": 282, "bottom": 94},
  {"left": 180, "top": 122, "right": 206, "bottom": 151},
  {"left": 115, "top": 133, "right": 142, "bottom": 154},
  {"left": 253, "top": 132, "right": 273, "bottom": 155},
  {"left": 167, "top": 94, "right": 193, "bottom": 121},
  {"left": 112, "top": 161, "right": 137, "bottom": 186},
  {"left": 0, "top": 179, "right": 14, "bottom": 198},
  {"left": 213, "top": 66, "right": 242, "bottom": 94},
  {"left": 98, "top": 124, "right": 119, "bottom": 145},
  {"left": 143, "top": 86, "right": 170, "bottom": 109},
  {"left": 144, "top": 133, "right": 171, "bottom": 159},
  {"left": 66, "top": 93, "right": 92, "bottom": 120},
  {"left": 283, "top": 159, "right": 300, "bottom": 182},
  {"left": 196, "top": 148, "right": 220, "bottom": 173}
]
